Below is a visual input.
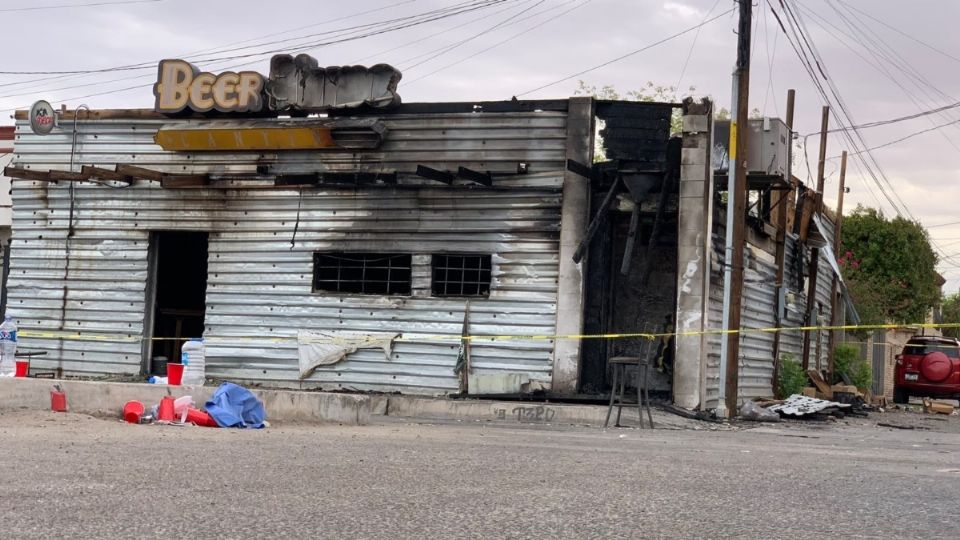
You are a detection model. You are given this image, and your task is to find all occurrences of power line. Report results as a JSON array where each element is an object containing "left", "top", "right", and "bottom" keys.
[
  {"left": 0, "top": 0, "right": 504, "bottom": 75},
  {"left": 404, "top": 0, "right": 590, "bottom": 85},
  {"left": 837, "top": 0, "right": 960, "bottom": 66},
  {"left": 0, "top": 0, "right": 161, "bottom": 12},
  {"left": 401, "top": 0, "right": 544, "bottom": 71},
  {"left": 515, "top": 7, "right": 735, "bottom": 97},
  {"left": 0, "top": 1, "right": 509, "bottom": 112},
  {"left": 673, "top": 0, "right": 722, "bottom": 100}
]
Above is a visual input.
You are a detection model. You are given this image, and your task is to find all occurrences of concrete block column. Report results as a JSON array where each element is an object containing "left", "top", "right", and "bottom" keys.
[
  {"left": 551, "top": 97, "right": 594, "bottom": 394},
  {"left": 673, "top": 98, "right": 714, "bottom": 410}
]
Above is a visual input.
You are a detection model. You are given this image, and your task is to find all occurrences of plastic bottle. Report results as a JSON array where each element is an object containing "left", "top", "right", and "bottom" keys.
[
  {"left": 0, "top": 315, "right": 17, "bottom": 377},
  {"left": 180, "top": 338, "right": 205, "bottom": 386}
]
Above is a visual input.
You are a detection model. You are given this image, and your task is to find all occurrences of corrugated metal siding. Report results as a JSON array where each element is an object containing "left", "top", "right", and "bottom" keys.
[
  {"left": 704, "top": 217, "right": 838, "bottom": 409},
  {"left": 8, "top": 111, "right": 568, "bottom": 395}
]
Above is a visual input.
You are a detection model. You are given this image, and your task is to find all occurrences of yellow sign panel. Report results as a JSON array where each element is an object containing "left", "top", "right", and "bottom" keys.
[
  {"left": 155, "top": 126, "right": 336, "bottom": 151},
  {"left": 728, "top": 120, "right": 738, "bottom": 161}
]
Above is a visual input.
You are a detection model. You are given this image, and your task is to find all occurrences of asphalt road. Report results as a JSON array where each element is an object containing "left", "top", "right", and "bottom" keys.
[{"left": 1, "top": 409, "right": 958, "bottom": 539}]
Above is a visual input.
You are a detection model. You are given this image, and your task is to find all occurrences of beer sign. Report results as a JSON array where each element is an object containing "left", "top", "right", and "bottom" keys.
[{"left": 153, "top": 59, "right": 264, "bottom": 114}]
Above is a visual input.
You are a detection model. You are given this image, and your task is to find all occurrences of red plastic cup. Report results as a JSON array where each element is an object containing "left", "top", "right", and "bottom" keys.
[
  {"left": 123, "top": 400, "right": 145, "bottom": 424},
  {"left": 14, "top": 360, "right": 28, "bottom": 378},
  {"left": 50, "top": 389, "right": 67, "bottom": 412},
  {"left": 185, "top": 407, "right": 219, "bottom": 427},
  {"left": 157, "top": 395, "right": 175, "bottom": 422},
  {"left": 167, "top": 363, "right": 184, "bottom": 386}
]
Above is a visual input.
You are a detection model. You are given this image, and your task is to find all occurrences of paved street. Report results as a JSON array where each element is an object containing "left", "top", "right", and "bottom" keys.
[{"left": 1, "top": 409, "right": 958, "bottom": 539}]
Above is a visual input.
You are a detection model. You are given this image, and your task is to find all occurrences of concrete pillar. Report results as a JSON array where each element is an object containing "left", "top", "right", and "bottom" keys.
[
  {"left": 673, "top": 98, "right": 714, "bottom": 410},
  {"left": 551, "top": 97, "right": 594, "bottom": 394}
]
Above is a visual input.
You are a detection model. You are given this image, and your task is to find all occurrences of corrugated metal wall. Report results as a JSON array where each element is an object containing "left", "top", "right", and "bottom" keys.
[
  {"left": 8, "top": 111, "right": 569, "bottom": 395},
  {"left": 704, "top": 216, "right": 838, "bottom": 408}
]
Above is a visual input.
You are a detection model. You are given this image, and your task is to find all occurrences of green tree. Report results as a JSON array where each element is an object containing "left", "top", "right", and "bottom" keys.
[
  {"left": 840, "top": 206, "right": 940, "bottom": 325},
  {"left": 941, "top": 293, "right": 960, "bottom": 339}
]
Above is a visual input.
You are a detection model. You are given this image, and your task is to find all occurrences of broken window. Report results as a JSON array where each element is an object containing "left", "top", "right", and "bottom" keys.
[
  {"left": 313, "top": 253, "right": 412, "bottom": 295},
  {"left": 431, "top": 254, "right": 492, "bottom": 297}
]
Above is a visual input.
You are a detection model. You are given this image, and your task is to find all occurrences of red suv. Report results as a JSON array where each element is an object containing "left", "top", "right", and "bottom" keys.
[{"left": 894, "top": 336, "right": 960, "bottom": 404}]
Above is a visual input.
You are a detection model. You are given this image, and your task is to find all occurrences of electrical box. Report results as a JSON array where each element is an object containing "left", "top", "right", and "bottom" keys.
[{"left": 712, "top": 118, "right": 790, "bottom": 179}]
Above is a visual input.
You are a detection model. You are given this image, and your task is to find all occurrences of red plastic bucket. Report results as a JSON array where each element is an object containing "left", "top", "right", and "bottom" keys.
[
  {"left": 50, "top": 389, "right": 67, "bottom": 413},
  {"left": 185, "top": 408, "right": 219, "bottom": 427},
  {"left": 167, "top": 363, "right": 184, "bottom": 386},
  {"left": 123, "top": 400, "right": 145, "bottom": 424},
  {"left": 157, "top": 395, "right": 175, "bottom": 422},
  {"left": 14, "top": 360, "right": 28, "bottom": 378}
]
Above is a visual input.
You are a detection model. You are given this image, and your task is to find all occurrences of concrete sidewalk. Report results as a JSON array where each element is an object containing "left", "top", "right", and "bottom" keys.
[{"left": 0, "top": 377, "right": 712, "bottom": 429}]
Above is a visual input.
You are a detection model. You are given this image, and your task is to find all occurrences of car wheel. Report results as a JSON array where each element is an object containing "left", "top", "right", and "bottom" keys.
[{"left": 893, "top": 387, "right": 909, "bottom": 404}]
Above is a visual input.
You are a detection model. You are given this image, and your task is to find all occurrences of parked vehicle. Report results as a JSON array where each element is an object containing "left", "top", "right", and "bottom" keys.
[{"left": 894, "top": 336, "right": 960, "bottom": 404}]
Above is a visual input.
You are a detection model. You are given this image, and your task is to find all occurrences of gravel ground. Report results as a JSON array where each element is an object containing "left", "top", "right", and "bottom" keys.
[{"left": 0, "top": 408, "right": 959, "bottom": 539}]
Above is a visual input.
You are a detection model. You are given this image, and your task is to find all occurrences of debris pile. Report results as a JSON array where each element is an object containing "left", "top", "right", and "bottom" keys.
[{"left": 121, "top": 382, "right": 267, "bottom": 429}]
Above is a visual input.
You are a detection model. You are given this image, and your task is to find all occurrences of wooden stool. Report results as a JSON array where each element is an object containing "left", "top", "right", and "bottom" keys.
[{"left": 603, "top": 356, "right": 653, "bottom": 429}]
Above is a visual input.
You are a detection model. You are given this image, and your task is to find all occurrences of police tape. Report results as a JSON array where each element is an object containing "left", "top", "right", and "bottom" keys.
[{"left": 13, "top": 322, "right": 960, "bottom": 345}]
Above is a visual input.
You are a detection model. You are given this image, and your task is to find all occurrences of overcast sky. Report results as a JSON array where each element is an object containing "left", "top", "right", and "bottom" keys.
[{"left": 3, "top": 0, "right": 959, "bottom": 290}]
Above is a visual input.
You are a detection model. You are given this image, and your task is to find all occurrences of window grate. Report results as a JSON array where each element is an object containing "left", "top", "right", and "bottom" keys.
[
  {"left": 432, "top": 254, "right": 491, "bottom": 297},
  {"left": 313, "top": 252, "right": 412, "bottom": 295}
]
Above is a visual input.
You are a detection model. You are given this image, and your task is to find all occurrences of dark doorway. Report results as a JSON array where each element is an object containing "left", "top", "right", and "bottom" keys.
[{"left": 145, "top": 231, "right": 208, "bottom": 375}]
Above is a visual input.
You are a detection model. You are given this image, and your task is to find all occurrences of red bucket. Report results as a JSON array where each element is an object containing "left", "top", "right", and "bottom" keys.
[
  {"left": 157, "top": 395, "right": 175, "bottom": 422},
  {"left": 14, "top": 360, "right": 28, "bottom": 378},
  {"left": 50, "top": 389, "right": 67, "bottom": 413},
  {"left": 167, "top": 363, "right": 184, "bottom": 386},
  {"left": 123, "top": 400, "right": 145, "bottom": 424},
  {"left": 185, "top": 408, "right": 219, "bottom": 427}
]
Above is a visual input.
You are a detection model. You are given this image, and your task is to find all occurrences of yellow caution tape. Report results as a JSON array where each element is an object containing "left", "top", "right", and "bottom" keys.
[{"left": 14, "top": 322, "right": 960, "bottom": 345}]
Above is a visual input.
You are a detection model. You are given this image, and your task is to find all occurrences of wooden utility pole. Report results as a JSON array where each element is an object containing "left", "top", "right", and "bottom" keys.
[
  {"left": 826, "top": 151, "right": 848, "bottom": 380},
  {"left": 801, "top": 106, "right": 830, "bottom": 371},
  {"left": 719, "top": 0, "right": 752, "bottom": 416},
  {"left": 771, "top": 89, "right": 796, "bottom": 390}
]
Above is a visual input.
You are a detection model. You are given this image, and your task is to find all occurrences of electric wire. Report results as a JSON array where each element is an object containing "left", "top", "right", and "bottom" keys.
[{"left": 515, "top": 7, "right": 735, "bottom": 97}]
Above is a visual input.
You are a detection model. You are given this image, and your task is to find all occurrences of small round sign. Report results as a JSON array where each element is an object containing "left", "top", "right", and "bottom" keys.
[{"left": 28, "top": 100, "right": 56, "bottom": 135}]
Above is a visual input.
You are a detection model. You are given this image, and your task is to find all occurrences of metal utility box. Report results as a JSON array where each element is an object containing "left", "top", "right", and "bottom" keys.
[{"left": 712, "top": 118, "right": 790, "bottom": 179}]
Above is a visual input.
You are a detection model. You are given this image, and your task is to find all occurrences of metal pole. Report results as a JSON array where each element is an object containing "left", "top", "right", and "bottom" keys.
[
  {"left": 771, "top": 89, "right": 796, "bottom": 394},
  {"left": 718, "top": 0, "right": 752, "bottom": 417},
  {"left": 801, "top": 105, "right": 830, "bottom": 371},
  {"left": 826, "top": 151, "right": 848, "bottom": 380}
]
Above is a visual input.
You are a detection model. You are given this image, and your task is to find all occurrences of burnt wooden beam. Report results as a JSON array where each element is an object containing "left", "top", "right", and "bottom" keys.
[
  {"left": 3, "top": 166, "right": 60, "bottom": 182},
  {"left": 566, "top": 159, "right": 594, "bottom": 181},
  {"left": 572, "top": 175, "right": 621, "bottom": 263},
  {"left": 47, "top": 170, "right": 89, "bottom": 182},
  {"left": 416, "top": 165, "right": 454, "bottom": 185},
  {"left": 160, "top": 175, "right": 210, "bottom": 188},
  {"left": 116, "top": 164, "right": 164, "bottom": 182},
  {"left": 82, "top": 165, "right": 133, "bottom": 183},
  {"left": 456, "top": 166, "right": 492, "bottom": 187}
]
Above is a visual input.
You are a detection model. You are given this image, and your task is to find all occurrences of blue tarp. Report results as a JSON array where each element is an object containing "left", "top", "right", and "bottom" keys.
[{"left": 205, "top": 383, "right": 267, "bottom": 428}]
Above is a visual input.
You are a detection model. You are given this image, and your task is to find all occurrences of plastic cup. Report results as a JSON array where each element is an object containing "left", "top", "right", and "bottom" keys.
[
  {"left": 185, "top": 407, "right": 219, "bottom": 427},
  {"left": 14, "top": 360, "right": 28, "bottom": 378},
  {"left": 167, "top": 363, "right": 184, "bottom": 386},
  {"left": 123, "top": 400, "right": 145, "bottom": 424},
  {"left": 157, "top": 395, "right": 175, "bottom": 422}
]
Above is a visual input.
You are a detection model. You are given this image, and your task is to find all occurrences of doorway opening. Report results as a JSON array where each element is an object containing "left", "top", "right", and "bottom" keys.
[{"left": 144, "top": 231, "right": 208, "bottom": 375}]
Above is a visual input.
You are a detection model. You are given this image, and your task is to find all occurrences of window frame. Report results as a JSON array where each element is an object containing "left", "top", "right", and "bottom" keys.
[
  {"left": 430, "top": 253, "right": 492, "bottom": 298},
  {"left": 312, "top": 252, "right": 413, "bottom": 296}
]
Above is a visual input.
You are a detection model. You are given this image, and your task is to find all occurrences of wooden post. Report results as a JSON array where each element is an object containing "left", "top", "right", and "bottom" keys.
[
  {"left": 801, "top": 106, "right": 830, "bottom": 371},
  {"left": 826, "top": 151, "right": 848, "bottom": 380},
  {"left": 771, "top": 89, "right": 796, "bottom": 393}
]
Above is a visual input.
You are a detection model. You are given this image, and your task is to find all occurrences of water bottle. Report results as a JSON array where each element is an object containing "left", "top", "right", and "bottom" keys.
[
  {"left": 0, "top": 315, "right": 17, "bottom": 377},
  {"left": 180, "top": 338, "right": 205, "bottom": 386}
]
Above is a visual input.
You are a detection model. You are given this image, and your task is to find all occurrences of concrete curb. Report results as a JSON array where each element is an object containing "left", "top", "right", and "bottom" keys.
[
  {"left": 0, "top": 378, "right": 371, "bottom": 425},
  {"left": 0, "top": 378, "right": 705, "bottom": 429}
]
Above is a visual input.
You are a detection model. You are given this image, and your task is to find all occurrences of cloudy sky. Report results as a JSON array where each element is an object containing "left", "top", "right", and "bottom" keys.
[{"left": 2, "top": 0, "right": 959, "bottom": 289}]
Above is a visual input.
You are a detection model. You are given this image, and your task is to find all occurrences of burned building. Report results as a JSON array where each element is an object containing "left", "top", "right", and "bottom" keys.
[{"left": 4, "top": 57, "right": 849, "bottom": 413}]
